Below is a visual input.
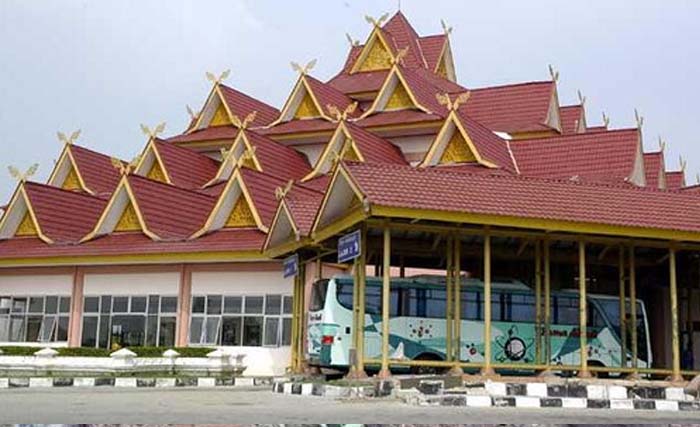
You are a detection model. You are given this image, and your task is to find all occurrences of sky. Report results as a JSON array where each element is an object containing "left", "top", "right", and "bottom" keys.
[{"left": 1, "top": 0, "right": 699, "bottom": 201}]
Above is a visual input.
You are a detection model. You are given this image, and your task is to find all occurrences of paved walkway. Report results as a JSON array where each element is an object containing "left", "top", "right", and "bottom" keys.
[{"left": 1, "top": 387, "right": 699, "bottom": 424}]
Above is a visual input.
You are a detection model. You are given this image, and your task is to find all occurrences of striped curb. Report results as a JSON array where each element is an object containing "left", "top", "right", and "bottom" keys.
[{"left": 0, "top": 376, "right": 277, "bottom": 389}]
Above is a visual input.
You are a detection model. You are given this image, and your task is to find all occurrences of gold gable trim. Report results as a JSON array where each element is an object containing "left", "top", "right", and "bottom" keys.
[
  {"left": 15, "top": 211, "right": 38, "bottom": 237},
  {"left": 294, "top": 92, "right": 321, "bottom": 119},
  {"left": 62, "top": 167, "right": 82, "bottom": 191},
  {"left": 357, "top": 37, "right": 393, "bottom": 72},
  {"left": 147, "top": 161, "right": 167, "bottom": 183},
  {"left": 226, "top": 196, "right": 256, "bottom": 228},
  {"left": 210, "top": 103, "right": 231, "bottom": 126},
  {"left": 385, "top": 82, "right": 414, "bottom": 110},
  {"left": 115, "top": 202, "right": 141, "bottom": 232},
  {"left": 440, "top": 130, "right": 477, "bottom": 164}
]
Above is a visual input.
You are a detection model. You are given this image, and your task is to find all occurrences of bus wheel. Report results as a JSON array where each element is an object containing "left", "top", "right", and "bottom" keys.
[{"left": 410, "top": 354, "right": 446, "bottom": 376}]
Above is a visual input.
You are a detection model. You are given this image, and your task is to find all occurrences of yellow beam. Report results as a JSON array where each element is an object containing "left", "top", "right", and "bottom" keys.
[{"left": 0, "top": 251, "right": 265, "bottom": 268}]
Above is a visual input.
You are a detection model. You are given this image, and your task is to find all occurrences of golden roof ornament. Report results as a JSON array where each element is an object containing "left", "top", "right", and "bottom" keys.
[
  {"left": 8, "top": 164, "right": 38, "bottom": 182},
  {"left": 186, "top": 105, "right": 199, "bottom": 121},
  {"left": 548, "top": 64, "right": 560, "bottom": 83},
  {"left": 140, "top": 122, "right": 166, "bottom": 139},
  {"left": 274, "top": 180, "right": 294, "bottom": 201},
  {"left": 231, "top": 111, "right": 257, "bottom": 129},
  {"left": 436, "top": 91, "right": 471, "bottom": 111},
  {"left": 390, "top": 47, "right": 409, "bottom": 66},
  {"left": 57, "top": 129, "right": 81, "bottom": 146},
  {"left": 235, "top": 146, "right": 257, "bottom": 168},
  {"left": 345, "top": 33, "right": 360, "bottom": 47},
  {"left": 577, "top": 90, "right": 587, "bottom": 106},
  {"left": 205, "top": 69, "right": 231, "bottom": 85},
  {"left": 634, "top": 109, "right": 644, "bottom": 129},
  {"left": 327, "top": 102, "right": 358, "bottom": 122},
  {"left": 440, "top": 19, "right": 453, "bottom": 36},
  {"left": 365, "top": 12, "right": 389, "bottom": 28},
  {"left": 658, "top": 136, "right": 666, "bottom": 153},
  {"left": 290, "top": 59, "right": 317, "bottom": 76},
  {"left": 602, "top": 112, "right": 610, "bottom": 128}
]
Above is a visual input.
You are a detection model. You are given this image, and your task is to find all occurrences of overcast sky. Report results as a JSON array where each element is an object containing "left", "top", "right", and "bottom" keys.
[{"left": 1, "top": 0, "right": 699, "bottom": 201}]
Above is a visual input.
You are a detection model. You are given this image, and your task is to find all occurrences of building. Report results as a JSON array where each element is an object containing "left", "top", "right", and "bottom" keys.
[{"left": 1, "top": 11, "right": 699, "bottom": 378}]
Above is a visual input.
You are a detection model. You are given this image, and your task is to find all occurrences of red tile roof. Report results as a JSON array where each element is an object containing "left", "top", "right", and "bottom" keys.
[
  {"left": 23, "top": 182, "right": 107, "bottom": 243},
  {"left": 356, "top": 110, "right": 443, "bottom": 128},
  {"left": 419, "top": 35, "right": 448, "bottom": 72},
  {"left": 460, "top": 81, "right": 556, "bottom": 134},
  {"left": 560, "top": 105, "right": 584, "bottom": 135},
  {"left": 283, "top": 183, "right": 325, "bottom": 236},
  {"left": 342, "top": 122, "right": 407, "bottom": 165},
  {"left": 304, "top": 75, "right": 362, "bottom": 119},
  {"left": 69, "top": 144, "right": 123, "bottom": 196},
  {"left": 153, "top": 139, "right": 220, "bottom": 189},
  {"left": 394, "top": 65, "right": 449, "bottom": 116},
  {"left": 0, "top": 228, "right": 266, "bottom": 260},
  {"left": 242, "top": 130, "right": 312, "bottom": 180},
  {"left": 453, "top": 111, "right": 517, "bottom": 173},
  {"left": 327, "top": 70, "right": 388, "bottom": 94},
  {"left": 382, "top": 11, "right": 427, "bottom": 69},
  {"left": 238, "top": 168, "right": 292, "bottom": 227},
  {"left": 126, "top": 175, "right": 217, "bottom": 240},
  {"left": 666, "top": 171, "right": 686, "bottom": 190},
  {"left": 587, "top": 125, "right": 609, "bottom": 133},
  {"left": 643, "top": 152, "right": 665, "bottom": 189},
  {"left": 218, "top": 84, "right": 280, "bottom": 127},
  {"left": 260, "top": 118, "right": 336, "bottom": 136},
  {"left": 509, "top": 128, "right": 640, "bottom": 183},
  {"left": 343, "top": 162, "right": 700, "bottom": 235},
  {"left": 168, "top": 126, "right": 239, "bottom": 144}
]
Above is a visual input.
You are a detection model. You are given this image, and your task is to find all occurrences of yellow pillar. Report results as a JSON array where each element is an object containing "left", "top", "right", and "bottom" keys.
[
  {"left": 347, "top": 252, "right": 361, "bottom": 378},
  {"left": 453, "top": 238, "right": 462, "bottom": 367},
  {"left": 378, "top": 227, "right": 392, "bottom": 379},
  {"left": 446, "top": 235, "right": 454, "bottom": 363},
  {"left": 481, "top": 231, "right": 495, "bottom": 376},
  {"left": 296, "top": 263, "right": 307, "bottom": 373},
  {"left": 629, "top": 245, "right": 639, "bottom": 376},
  {"left": 356, "top": 226, "right": 367, "bottom": 375},
  {"left": 618, "top": 246, "right": 627, "bottom": 369},
  {"left": 669, "top": 246, "right": 682, "bottom": 382},
  {"left": 544, "top": 239, "right": 552, "bottom": 367},
  {"left": 578, "top": 241, "right": 591, "bottom": 378},
  {"left": 535, "top": 240, "right": 542, "bottom": 364},
  {"left": 290, "top": 269, "right": 300, "bottom": 372}
]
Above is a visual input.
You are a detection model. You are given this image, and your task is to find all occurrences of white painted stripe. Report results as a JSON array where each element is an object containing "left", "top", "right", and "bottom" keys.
[
  {"left": 484, "top": 381, "right": 506, "bottom": 396},
  {"left": 665, "top": 387, "right": 687, "bottom": 401},
  {"left": 561, "top": 398, "right": 587, "bottom": 409},
  {"left": 655, "top": 400, "right": 679, "bottom": 411},
  {"left": 73, "top": 378, "right": 95, "bottom": 387},
  {"left": 526, "top": 383, "right": 547, "bottom": 397},
  {"left": 301, "top": 383, "right": 314, "bottom": 396},
  {"left": 29, "top": 378, "right": 53, "bottom": 388},
  {"left": 465, "top": 395, "right": 492, "bottom": 407},
  {"left": 283, "top": 382, "right": 293, "bottom": 394},
  {"left": 114, "top": 378, "right": 137, "bottom": 387},
  {"left": 610, "top": 399, "right": 634, "bottom": 410},
  {"left": 235, "top": 377, "right": 255, "bottom": 386},
  {"left": 0, "top": 378, "right": 8, "bottom": 388},
  {"left": 515, "top": 396, "right": 541, "bottom": 408},
  {"left": 197, "top": 378, "right": 216, "bottom": 387},
  {"left": 608, "top": 385, "right": 627, "bottom": 400},
  {"left": 586, "top": 384, "right": 606, "bottom": 400}
]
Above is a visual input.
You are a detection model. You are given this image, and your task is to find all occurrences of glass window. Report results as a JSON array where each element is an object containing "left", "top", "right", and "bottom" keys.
[
  {"left": 264, "top": 317, "right": 280, "bottom": 346},
  {"left": 57, "top": 316, "right": 69, "bottom": 341},
  {"left": 425, "top": 289, "right": 446, "bottom": 318},
  {"left": 111, "top": 315, "right": 146, "bottom": 348},
  {"left": 84, "top": 297, "right": 99, "bottom": 313},
  {"left": 310, "top": 280, "right": 329, "bottom": 311},
  {"left": 510, "top": 294, "right": 536, "bottom": 322},
  {"left": 190, "top": 317, "right": 204, "bottom": 344},
  {"left": 243, "top": 316, "right": 263, "bottom": 346},
  {"left": 207, "top": 295, "right": 222, "bottom": 315},
  {"left": 282, "top": 318, "right": 292, "bottom": 346},
  {"left": 99, "top": 315, "right": 110, "bottom": 348},
  {"left": 245, "top": 297, "right": 264, "bottom": 314},
  {"left": 148, "top": 295, "right": 159, "bottom": 314},
  {"left": 26, "top": 316, "right": 42, "bottom": 341},
  {"left": 28, "top": 297, "right": 44, "bottom": 313},
  {"left": 556, "top": 296, "right": 580, "bottom": 325},
  {"left": 158, "top": 317, "right": 176, "bottom": 347},
  {"left": 223, "top": 296, "right": 242, "bottom": 314},
  {"left": 0, "top": 297, "right": 11, "bottom": 314},
  {"left": 112, "top": 297, "right": 128, "bottom": 313},
  {"left": 461, "top": 290, "right": 480, "bottom": 320},
  {"left": 131, "top": 297, "right": 147, "bottom": 313},
  {"left": 39, "top": 316, "right": 56, "bottom": 342},
  {"left": 10, "top": 316, "right": 25, "bottom": 341},
  {"left": 81, "top": 316, "right": 98, "bottom": 347},
  {"left": 12, "top": 298, "right": 27, "bottom": 313},
  {"left": 265, "top": 295, "right": 282, "bottom": 315},
  {"left": 221, "top": 317, "right": 242, "bottom": 346},
  {"left": 192, "top": 296, "right": 205, "bottom": 314},
  {"left": 283, "top": 296, "right": 293, "bottom": 314},
  {"left": 59, "top": 297, "right": 71, "bottom": 313},
  {"left": 0, "top": 315, "right": 9, "bottom": 341},
  {"left": 100, "top": 296, "right": 111, "bottom": 314},
  {"left": 161, "top": 297, "right": 177, "bottom": 313},
  {"left": 45, "top": 296, "right": 58, "bottom": 314},
  {"left": 146, "top": 315, "right": 158, "bottom": 346},
  {"left": 204, "top": 317, "right": 220, "bottom": 344}
]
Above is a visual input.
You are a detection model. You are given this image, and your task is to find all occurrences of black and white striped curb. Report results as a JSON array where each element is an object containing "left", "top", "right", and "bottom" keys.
[
  {"left": 0, "top": 376, "right": 277, "bottom": 389},
  {"left": 273, "top": 379, "right": 700, "bottom": 412}
]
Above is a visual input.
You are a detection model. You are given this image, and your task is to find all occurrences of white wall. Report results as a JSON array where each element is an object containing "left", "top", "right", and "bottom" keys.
[
  {"left": 221, "top": 346, "right": 290, "bottom": 376},
  {"left": 0, "top": 274, "right": 73, "bottom": 295},
  {"left": 191, "top": 271, "right": 292, "bottom": 295},
  {"left": 84, "top": 272, "right": 179, "bottom": 295}
]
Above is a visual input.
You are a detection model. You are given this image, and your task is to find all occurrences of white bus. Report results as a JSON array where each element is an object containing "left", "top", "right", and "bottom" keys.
[{"left": 308, "top": 275, "right": 651, "bottom": 374}]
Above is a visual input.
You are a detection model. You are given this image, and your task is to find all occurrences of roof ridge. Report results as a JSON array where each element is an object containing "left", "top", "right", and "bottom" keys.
[
  {"left": 470, "top": 80, "right": 554, "bottom": 92},
  {"left": 127, "top": 174, "right": 217, "bottom": 201},
  {"left": 512, "top": 127, "right": 639, "bottom": 143},
  {"left": 23, "top": 180, "right": 105, "bottom": 201}
]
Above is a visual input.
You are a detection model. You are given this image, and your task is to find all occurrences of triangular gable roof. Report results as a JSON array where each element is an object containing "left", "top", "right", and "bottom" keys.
[
  {"left": 193, "top": 167, "right": 289, "bottom": 237},
  {"left": 191, "top": 83, "right": 279, "bottom": 132},
  {"left": 421, "top": 110, "right": 517, "bottom": 172},
  {"left": 134, "top": 138, "right": 220, "bottom": 189},
  {"left": 643, "top": 151, "right": 666, "bottom": 189},
  {"left": 84, "top": 175, "right": 216, "bottom": 241},
  {"left": 349, "top": 25, "right": 398, "bottom": 74},
  {"left": 272, "top": 74, "right": 360, "bottom": 124},
  {"left": 210, "top": 130, "right": 312, "bottom": 184},
  {"left": 666, "top": 171, "right": 686, "bottom": 190},
  {"left": 560, "top": 105, "right": 587, "bottom": 135},
  {"left": 47, "top": 143, "right": 122, "bottom": 196},
  {"left": 264, "top": 183, "right": 324, "bottom": 252},
  {"left": 460, "top": 81, "right": 559, "bottom": 134},
  {"left": 509, "top": 128, "right": 643, "bottom": 184},
  {"left": 361, "top": 65, "right": 444, "bottom": 117},
  {"left": 303, "top": 121, "right": 407, "bottom": 180},
  {"left": 381, "top": 11, "right": 427, "bottom": 69},
  {"left": 0, "top": 181, "right": 106, "bottom": 244}
]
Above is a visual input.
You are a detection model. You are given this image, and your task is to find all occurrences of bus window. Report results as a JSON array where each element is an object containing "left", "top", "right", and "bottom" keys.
[
  {"left": 461, "top": 290, "right": 480, "bottom": 320},
  {"left": 425, "top": 289, "right": 446, "bottom": 318},
  {"left": 510, "top": 293, "right": 536, "bottom": 323},
  {"left": 478, "top": 290, "right": 503, "bottom": 321},
  {"left": 556, "top": 296, "right": 579, "bottom": 325},
  {"left": 310, "top": 280, "right": 329, "bottom": 311},
  {"left": 336, "top": 281, "right": 399, "bottom": 316}
]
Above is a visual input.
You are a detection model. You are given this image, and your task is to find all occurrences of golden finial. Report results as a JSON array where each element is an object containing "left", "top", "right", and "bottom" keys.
[
  {"left": 345, "top": 33, "right": 359, "bottom": 47},
  {"left": 679, "top": 155, "right": 687, "bottom": 172},
  {"left": 57, "top": 130, "right": 81, "bottom": 145},
  {"left": 390, "top": 47, "right": 409, "bottom": 66},
  {"left": 548, "top": 64, "right": 560, "bottom": 82},
  {"left": 186, "top": 105, "right": 199, "bottom": 121},
  {"left": 577, "top": 90, "right": 586, "bottom": 106},
  {"left": 436, "top": 91, "right": 471, "bottom": 111},
  {"left": 8, "top": 164, "right": 39, "bottom": 182},
  {"left": 205, "top": 69, "right": 231, "bottom": 85},
  {"left": 274, "top": 180, "right": 294, "bottom": 201},
  {"left": 365, "top": 12, "right": 390, "bottom": 27},
  {"left": 220, "top": 147, "right": 230, "bottom": 159},
  {"left": 290, "top": 59, "right": 317, "bottom": 75},
  {"left": 658, "top": 136, "right": 666, "bottom": 153},
  {"left": 634, "top": 109, "right": 644, "bottom": 129},
  {"left": 111, "top": 157, "right": 131, "bottom": 175},
  {"left": 231, "top": 111, "right": 257, "bottom": 130},
  {"left": 440, "top": 19, "right": 453, "bottom": 36},
  {"left": 327, "top": 102, "right": 358, "bottom": 122},
  {"left": 602, "top": 112, "right": 610, "bottom": 128},
  {"left": 140, "top": 122, "right": 166, "bottom": 139}
]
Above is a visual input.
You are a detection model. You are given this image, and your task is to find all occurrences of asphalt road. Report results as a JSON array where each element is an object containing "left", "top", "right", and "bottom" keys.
[{"left": 1, "top": 387, "right": 699, "bottom": 424}]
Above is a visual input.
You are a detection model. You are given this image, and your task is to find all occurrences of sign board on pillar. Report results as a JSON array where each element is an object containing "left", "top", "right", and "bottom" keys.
[
  {"left": 283, "top": 253, "right": 299, "bottom": 278},
  {"left": 338, "top": 229, "right": 361, "bottom": 263}
]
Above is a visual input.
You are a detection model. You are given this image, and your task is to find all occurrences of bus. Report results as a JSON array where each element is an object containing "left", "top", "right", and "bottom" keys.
[{"left": 308, "top": 275, "right": 651, "bottom": 374}]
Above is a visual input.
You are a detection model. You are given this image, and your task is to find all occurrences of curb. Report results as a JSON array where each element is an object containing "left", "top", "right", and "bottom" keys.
[{"left": 0, "top": 376, "right": 277, "bottom": 389}]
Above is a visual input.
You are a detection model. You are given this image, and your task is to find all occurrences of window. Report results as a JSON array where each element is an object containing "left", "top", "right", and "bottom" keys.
[
  {"left": 508, "top": 294, "right": 536, "bottom": 323},
  {"left": 0, "top": 295, "right": 70, "bottom": 343},
  {"left": 81, "top": 295, "right": 177, "bottom": 349},
  {"left": 190, "top": 294, "right": 292, "bottom": 347}
]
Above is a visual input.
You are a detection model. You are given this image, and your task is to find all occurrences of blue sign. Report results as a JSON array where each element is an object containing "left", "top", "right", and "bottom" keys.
[
  {"left": 338, "top": 229, "right": 361, "bottom": 263},
  {"left": 283, "top": 254, "right": 299, "bottom": 278}
]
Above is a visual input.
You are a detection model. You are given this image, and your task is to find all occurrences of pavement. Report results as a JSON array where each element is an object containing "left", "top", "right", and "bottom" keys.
[{"left": 1, "top": 387, "right": 700, "bottom": 424}]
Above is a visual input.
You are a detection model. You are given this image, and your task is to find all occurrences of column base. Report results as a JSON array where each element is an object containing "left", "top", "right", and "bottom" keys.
[
  {"left": 479, "top": 366, "right": 498, "bottom": 378},
  {"left": 625, "top": 371, "right": 641, "bottom": 381},
  {"left": 447, "top": 365, "right": 464, "bottom": 377},
  {"left": 577, "top": 368, "right": 593, "bottom": 379},
  {"left": 377, "top": 368, "right": 392, "bottom": 379},
  {"left": 345, "top": 367, "right": 369, "bottom": 380},
  {"left": 537, "top": 368, "right": 556, "bottom": 378},
  {"left": 667, "top": 373, "right": 684, "bottom": 384}
]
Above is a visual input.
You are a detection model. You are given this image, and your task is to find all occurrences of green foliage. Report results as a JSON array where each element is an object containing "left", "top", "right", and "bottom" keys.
[{"left": 0, "top": 346, "right": 38, "bottom": 356}]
